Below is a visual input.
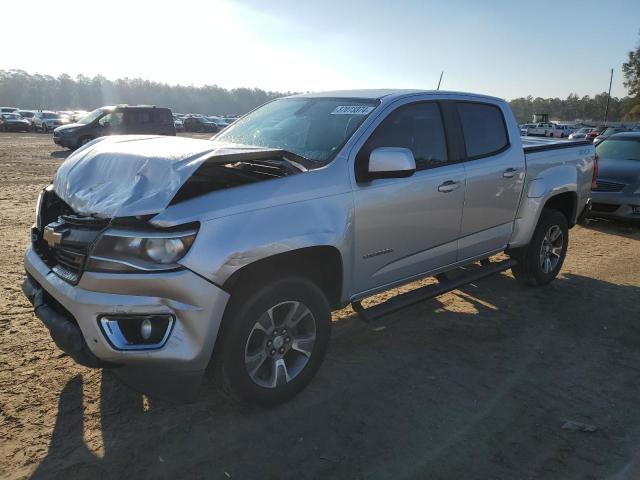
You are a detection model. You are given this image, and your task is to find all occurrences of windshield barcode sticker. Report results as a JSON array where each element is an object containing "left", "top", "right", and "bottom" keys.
[{"left": 330, "top": 105, "right": 375, "bottom": 115}]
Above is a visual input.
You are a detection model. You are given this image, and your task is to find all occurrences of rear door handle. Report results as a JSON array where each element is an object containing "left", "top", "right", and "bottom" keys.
[
  {"left": 503, "top": 168, "right": 518, "bottom": 178},
  {"left": 437, "top": 180, "right": 460, "bottom": 193}
]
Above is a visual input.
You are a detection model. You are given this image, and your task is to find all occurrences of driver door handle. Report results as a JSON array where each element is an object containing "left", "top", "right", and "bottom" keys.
[
  {"left": 437, "top": 180, "right": 460, "bottom": 193},
  {"left": 503, "top": 168, "right": 518, "bottom": 178}
]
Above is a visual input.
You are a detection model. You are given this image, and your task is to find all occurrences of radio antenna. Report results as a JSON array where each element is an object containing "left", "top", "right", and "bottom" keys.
[{"left": 437, "top": 71, "right": 444, "bottom": 90}]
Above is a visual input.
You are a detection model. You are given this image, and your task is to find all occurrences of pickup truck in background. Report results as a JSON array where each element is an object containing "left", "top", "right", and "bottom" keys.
[{"left": 22, "top": 90, "right": 596, "bottom": 405}]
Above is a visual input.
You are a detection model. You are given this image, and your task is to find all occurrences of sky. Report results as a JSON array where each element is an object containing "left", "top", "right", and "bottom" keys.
[{"left": 2, "top": 0, "right": 639, "bottom": 100}]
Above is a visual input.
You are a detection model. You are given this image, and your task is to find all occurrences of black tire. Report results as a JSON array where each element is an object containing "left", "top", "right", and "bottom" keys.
[
  {"left": 510, "top": 209, "right": 569, "bottom": 287},
  {"left": 214, "top": 275, "right": 331, "bottom": 406}
]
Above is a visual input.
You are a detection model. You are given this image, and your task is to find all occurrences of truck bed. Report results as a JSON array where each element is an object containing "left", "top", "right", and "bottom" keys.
[{"left": 521, "top": 137, "right": 592, "bottom": 153}]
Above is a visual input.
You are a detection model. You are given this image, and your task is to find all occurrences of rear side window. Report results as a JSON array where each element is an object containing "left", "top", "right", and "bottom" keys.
[
  {"left": 457, "top": 102, "right": 508, "bottom": 158},
  {"left": 362, "top": 102, "right": 448, "bottom": 171},
  {"left": 126, "top": 110, "right": 153, "bottom": 124},
  {"left": 154, "top": 109, "right": 174, "bottom": 125}
]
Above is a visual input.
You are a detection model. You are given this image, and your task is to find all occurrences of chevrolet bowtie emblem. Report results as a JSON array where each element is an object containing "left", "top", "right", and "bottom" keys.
[{"left": 43, "top": 226, "right": 65, "bottom": 247}]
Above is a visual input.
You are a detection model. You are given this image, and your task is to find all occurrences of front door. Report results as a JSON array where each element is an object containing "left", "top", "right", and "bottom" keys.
[
  {"left": 96, "top": 110, "right": 125, "bottom": 137},
  {"left": 352, "top": 101, "right": 466, "bottom": 295}
]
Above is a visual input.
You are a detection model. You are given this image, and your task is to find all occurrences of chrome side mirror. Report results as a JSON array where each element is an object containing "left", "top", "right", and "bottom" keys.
[{"left": 367, "top": 147, "right": 416, "bottom": 179}]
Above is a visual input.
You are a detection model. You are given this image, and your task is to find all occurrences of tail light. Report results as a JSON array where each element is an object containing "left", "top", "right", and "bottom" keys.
[{"left": 591, "top": 153, "right": 599, "bottom": 190}]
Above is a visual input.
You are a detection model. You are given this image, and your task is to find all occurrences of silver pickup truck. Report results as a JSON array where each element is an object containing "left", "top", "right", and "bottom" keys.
[{"left": 22, "top": 90, "right": 596, "bottom": 405}]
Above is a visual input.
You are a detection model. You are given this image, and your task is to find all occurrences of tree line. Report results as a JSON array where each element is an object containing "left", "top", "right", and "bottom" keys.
[
  {"left": 0, "top": 68, "right": 638, "bottom": 122},
  {"left": 508, "top": 93, "right": 636, "bottom": 124},
  {"left": 0, "top": 69, "right": 291, "bottom": 115}
]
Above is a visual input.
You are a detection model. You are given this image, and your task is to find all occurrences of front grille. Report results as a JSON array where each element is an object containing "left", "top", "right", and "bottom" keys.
[
  {"left": 54, "top": 246, "right": 86, "bottom": 279},
  {"left": 591, "top": 203, "right": 619, "bottom": 213},
  {"left": 34, "top": 190, "right": 108, "bottom": 284},
  {"left": 593, "top": 180, "right": 625, "bottom": 192}
]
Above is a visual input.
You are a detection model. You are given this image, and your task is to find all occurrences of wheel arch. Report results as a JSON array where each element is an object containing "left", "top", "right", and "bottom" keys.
[
  {"left": 543, "top": 191, "right": 577, "bottom": 227},
  {"left": 222, "top": 245, "right": 345, "bottom": 310}
]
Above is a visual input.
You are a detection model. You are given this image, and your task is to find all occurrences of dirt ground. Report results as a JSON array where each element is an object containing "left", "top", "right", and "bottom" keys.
[{"left": 1, "top": 131, "right": 639, "bottom": 480}]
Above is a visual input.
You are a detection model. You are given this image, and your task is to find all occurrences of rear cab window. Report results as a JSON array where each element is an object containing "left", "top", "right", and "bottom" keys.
[{"left": 456, "top": 102, "right": 509, "bottom": 158}]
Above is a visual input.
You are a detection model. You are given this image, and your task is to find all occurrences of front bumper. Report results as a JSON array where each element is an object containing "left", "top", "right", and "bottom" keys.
[
  {"left": 590, "top": 192, "right": 640, "bottom": 220},
  {"left": 53, "top": 134, "right": 75, "bottom": 147},
  {"left": 23, "top": 246, "right": 230, "bottom": 399}
]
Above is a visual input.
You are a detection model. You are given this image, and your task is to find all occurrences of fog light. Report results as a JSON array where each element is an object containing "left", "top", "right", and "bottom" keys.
[
  {"left": 99, "top": 314, "right": 174, "bottom": 350},
  {"left": 140, "top": 318, "right": 152, "bottom": 340},
  {"left": 632, "top": 205, "right": 640, "bottom": 215}
]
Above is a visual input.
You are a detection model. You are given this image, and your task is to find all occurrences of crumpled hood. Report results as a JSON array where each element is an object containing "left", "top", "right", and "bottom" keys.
[{"left": 53, "top": 135, "right": 281, "bottom": 218}]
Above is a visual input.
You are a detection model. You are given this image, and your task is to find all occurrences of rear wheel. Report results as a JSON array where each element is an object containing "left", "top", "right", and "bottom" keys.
[
  {"left": 510, "top": 209, "right": 568, "bottom": 286},
  {"left": 214, "top": 275, "right": 331, "bottom": 406}
]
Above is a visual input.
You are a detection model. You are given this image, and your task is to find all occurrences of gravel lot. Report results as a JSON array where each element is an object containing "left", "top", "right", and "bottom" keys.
[{"left": 1, "top": 132, "right": 639, "bottom": 480}]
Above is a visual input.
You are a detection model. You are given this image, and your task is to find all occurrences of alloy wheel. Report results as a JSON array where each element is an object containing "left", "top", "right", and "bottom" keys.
[
  {"left": 539, "top": 225, "right": 563, "bottom": 274},
  {"left": 244, "top": 301, "right": 317, "bottom": 388}
]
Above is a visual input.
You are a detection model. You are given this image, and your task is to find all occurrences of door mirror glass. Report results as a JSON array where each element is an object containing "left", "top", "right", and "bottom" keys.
[{"left": 368, "top": 147, "right": 416, "bottom": 178}]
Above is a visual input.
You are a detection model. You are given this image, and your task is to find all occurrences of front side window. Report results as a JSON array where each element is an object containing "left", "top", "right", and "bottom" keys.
[
  {"left": 215, "top": 97, "right": 378, "bottom": 164},
  {"left": 78, "top": 108, "right": 107, "bottom": 125},
  {"left": 99, "top": 112, "right": 124, "bottom": 127},
  {"left": 360, "top": 102, "right": 448, "bottom": 171},
  {"left": 457, "top": 102, "right": 508, "bottom": 158}
]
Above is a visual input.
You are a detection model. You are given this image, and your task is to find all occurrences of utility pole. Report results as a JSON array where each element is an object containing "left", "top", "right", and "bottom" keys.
[
  {"left": 603, "top": 68, "right": 613, "bottom": 123},
  {"left": 437, "top": 71, "right": 443, "bottom": 90}
]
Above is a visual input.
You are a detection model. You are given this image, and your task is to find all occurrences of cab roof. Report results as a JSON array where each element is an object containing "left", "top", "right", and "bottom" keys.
[{"left": 290, "top": 89, "right": 504, "bottom": 103}]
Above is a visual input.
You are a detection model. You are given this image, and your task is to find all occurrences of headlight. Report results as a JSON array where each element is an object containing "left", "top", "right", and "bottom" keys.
[
  {"left": 86, "top": 228, "right": 197, "bottom": 272},
  {"left": 61, "top": 128, "right": 77, "bottom": 135},
  {"left": 34, "top": 189, "right": 44, "bottom": 228}
]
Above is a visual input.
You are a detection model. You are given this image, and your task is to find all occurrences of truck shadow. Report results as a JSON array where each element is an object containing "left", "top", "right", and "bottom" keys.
[
  {"left": 31, "top": 272, "right": 640, "bottom": 480},
  {"left": 49, "top": 150, "right": 71, "bottom": 159}
]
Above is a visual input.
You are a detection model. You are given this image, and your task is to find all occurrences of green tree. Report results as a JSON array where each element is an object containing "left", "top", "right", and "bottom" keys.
[{"left": 622, "top": 31, "right": 640, "bottom": 120}]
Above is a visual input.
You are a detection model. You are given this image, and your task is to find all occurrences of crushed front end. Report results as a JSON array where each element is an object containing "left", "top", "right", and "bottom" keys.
[{"left": 23, "top": 186, "right": 230, "bottom": 401}]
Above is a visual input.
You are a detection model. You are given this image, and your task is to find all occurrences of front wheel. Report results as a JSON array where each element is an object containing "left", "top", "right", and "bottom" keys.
[
  {"left": 214, "top": 276, "right": 331, "bottom": 406},
  {"left": 76, "top": 136, "right": 94, "bottom": 148},
  {"left": 510, "top": 209, "right": 569, "bottom": 286}
]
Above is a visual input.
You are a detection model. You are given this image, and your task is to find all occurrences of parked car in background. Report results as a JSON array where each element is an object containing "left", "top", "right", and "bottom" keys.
[
  {"left": 17, "top": 110, "right": 37, "bottom": 129},
  {"left": 568, "top": 127, "right": 594, "bottom": 140},
  {"left": 520, "top": 122, "right": 557, "bottom": 137},
  {"left": 207, "top": 116, "right": 231, "bottom": 130},
  {"left": 22, "top": 90, "right": 595, "bottom": 405},
  {"left": 33, "top": 111, "right": 67, "bottom": 132},
  {"left": 183, "top": 116, "right": 219, "bottom": 132},
  {"left": 0, "top": 113, "right": 32, "bottom": 132},
  {"left": 586, "top": 126, "right": 607, "bottom": 142},
  {"left": 173, "top": 114, "right": 184, "bottom": 131},
  {"left": 0, "top": 107, "right": 19, "bottom": 113},
  {"left": 553, "top": 124, "right": 574, "bottom": 138},
  {"left": 593, "top": 127, "right": 629, "bottom": 145},
  {"left": 53, "top": 105, "right": 176, "bottom": 149},
  {"left": 590, "top": 132, "right": 640, "bottom": 221}
]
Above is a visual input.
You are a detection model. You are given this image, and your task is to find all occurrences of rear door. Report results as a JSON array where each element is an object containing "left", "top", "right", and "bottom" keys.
[
  {"left": 455, "top": 101, "right": 525, "bottom": 259},
  {"left": 351, "top": 100, "right": 466, "bottom": 295}
]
